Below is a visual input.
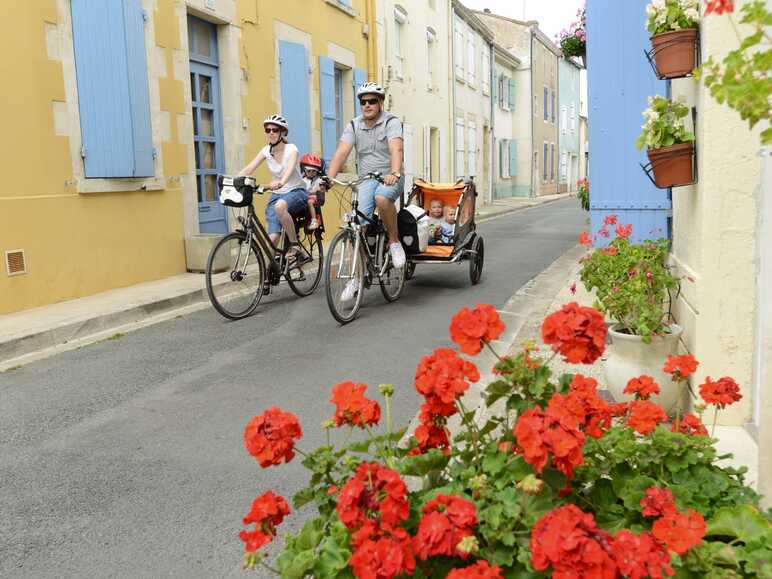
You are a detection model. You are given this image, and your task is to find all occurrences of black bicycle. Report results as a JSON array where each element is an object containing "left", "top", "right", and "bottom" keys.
[
  {"left": 205, "top": 176, "right": 324, "bottom": 320},
  {"left": 323, "top": 173, "right": 406, "bottom": 324}
]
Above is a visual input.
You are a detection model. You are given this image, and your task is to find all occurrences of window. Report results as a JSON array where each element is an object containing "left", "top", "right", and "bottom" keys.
[
  {"left": 561, "top": 106, "right": 567, "bottom": 135},
  {"left": 468, "top": 120, "right": 477, "bottom": 176},
  {"left": 507, "top": 78, "right": 515, "bottom": 110},
  {"left": 455, "top": 117, "right": 465, "bottom": 178},
  {"left": 454, "top": 17, "right": 464, "bottom": 80},
  {"left": 550, "top": 143, "right": 555, "bottom": 181},
  {"left": 551, "top": 90, "right": 556, "bottom": 123},
  {"left": 481, "top": 44, "right": 490, "bottom": 95},
  {"left": 394, "top": 6, "right": 407, "bottom": 79},
  {"left": 499, "top": 75, "right": 508, "bottom": 110},
  {"left": 426, "top": 28, "right": 436, "bottom": 90},
  {"left": 570, "top": 103, "right": 576, "bottom": 134},
  {"left": 533, "top": 94, "right": 538, "bottom": 117},
  {"left": 543, "top": 142, "right": 548, "bottom": 181},
  {"left": 499, "top": 139, "right": 509, "bottom": 178},
  {"left": 467, "top": 31, "right": 476, "bottom": 87},
  {"left": 334, "top": 68, "right": 344, "bottom": 140},
  {"left": 543, "top": 86, "right": 548, "bottom": 121},
  {"left": 561, "top": 151, "right": 568, "bottom": 180}
]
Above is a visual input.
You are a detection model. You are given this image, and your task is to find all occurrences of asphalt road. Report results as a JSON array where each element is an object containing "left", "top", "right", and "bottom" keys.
[{"left": 0, "top": 198, "right": 583, "bottom": 578}]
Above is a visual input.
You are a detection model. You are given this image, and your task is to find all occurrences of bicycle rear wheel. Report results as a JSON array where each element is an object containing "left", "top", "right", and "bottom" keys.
[
  {"left": 286, "top": 228, "right": 324, "bottom": 297},
  {"left": 205, "top": 232, "right": 265, "bottom": 320},
  {"left": 324, "top": 229, "right": 365, "bottom": 324},
  {"left": 379, "top": 239, "right": 406, "bottom": 302}
]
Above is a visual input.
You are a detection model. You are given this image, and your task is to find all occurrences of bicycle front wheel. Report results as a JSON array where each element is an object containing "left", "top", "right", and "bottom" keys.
[
  {"left": 379, "top": 242, "right": 406, "bottom": 303},
  {"left": 324, "top": 229, "right": 365, "bottom": 324},
  {"left": 286, "top": 228, "right": 324, "bottom": 297},
  {"left": 205, "top": 232, "right": 265, "bottom": 320}
]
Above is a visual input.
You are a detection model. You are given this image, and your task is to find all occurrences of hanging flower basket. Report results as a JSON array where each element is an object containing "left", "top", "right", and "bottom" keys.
[
  {"left": 649, "top": 28, "right": 699, "bottom": 79},
  {"left": 647, "top": 142, "right": 695, "bottom": 188}
]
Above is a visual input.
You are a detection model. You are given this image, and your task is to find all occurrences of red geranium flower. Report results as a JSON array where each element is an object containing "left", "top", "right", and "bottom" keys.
[
  {"left": 414, "top": 494, "right": 478, "bottom": 560},
  {"left": 411, "top": 421, "right": 450, "bottom": 456},
  {"left": 349, "top": 527, "right": 415, "bottom": 579},
  {"left": 579, "top": 231, "right": 592, "bottom": 246},
  {"left": 450, "top": 304, "right": 506, "bottom": 355},
  {"left": 612, "top": 530, "right": 674, "bottom": 579},
  {"left": 624, "top": 375, "right": 661, "bottom": 400},
  {"left": 447, "top": 560, "right": 504, "bottom": 579},
  {"left": 239, "top": 491, "right": 290, "bottom": 553},
  {"left": 699, "top": 376, "right": 742, "bottom": 408},
  {"left": 415, "top": 348, "right": 479, "bottom": 407},
  {"left": 598, "top": 226, "right": 610, "bottom": 238},
  {"left": 663, "top": 354, "right": 699, "bottom": 381},
  {"left": 605, "top": 246, "right": 618, "bottom": 256},
  {"left": 626, "top": 400, "right": 668, "bottom": 435},
  {"left": 514, "top": 406, "right": 585, "bottom": 482},
  {"left": 615, "top": 223, "right": 633, "bottom": 239},
  {"left": 705, "top": 0, "right": 734, "bottom": 14},
  {"left": 243, "top": 407, "right": 302, "bottom": 468},
  {"left": 330, "top": 381, "right": 381, "bottom": 428},
  {"left": 337, "top": 463, "right": 409, "bottom": 531},
  {"left": 640, "top": 486, "right": 677, "bottom": 518},
  {"left": 652, "top": 509, "right": 706, "bottom": 555},
  {"left": 671, "top": 413, "right": 708, "bottom": 436},
  {"left": 604, "top": 214, "right": 618, "bottom": 226},
  {"left": 531, "top": 505, "right": 617, "bottom": 578},
  {"left": 541, "top": 302, "right": 607, "bottom": 365}
]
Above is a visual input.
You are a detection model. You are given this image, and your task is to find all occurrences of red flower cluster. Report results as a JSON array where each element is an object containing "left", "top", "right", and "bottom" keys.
[
  {"left": 337, "top": 462, "right": 409, "bottom": 531},
  {"left": 624, "top": 375, "right": 661, "bottom": 400},
  {"left": 652, "top": 509, "right": 706, "bottom": 555},
  {"left": 640, "top": 486, "right": 676, "bottom": 518},
  {"left": 615, "top": 223, "right": 633, "bottom": 239},
  {"left": 414, "top": 494, "right": 477, "bottom": 560},
  {"left": 579, "top": 231, "right": 592, "bottom": 246},
  {"left": 612, "top": 530, "right": 674, "bottom": 579},
  {"left": 330, "top": 381, "right": 381, "bottom": 428},
  {"left": 450, "top": 304, "right": 506, "bottom": 355},
  {"left": 243, "top": 407, "right": 302, "bottom": 468},
  {"left": 663, "top": 354, "right": 699, "bottom": 381},
  {"left": 531, "top": 505, "right": 616, "bottom": 578},
  {"left": 239, "top": 491, "right": 290, "bottom": 553},
  {"left": 705, "top": 0, "right": 734, "bottom": 14},
  {"left": 514, "top": 405, "right": 585, "bottom": 482},
  {"left": 446, "top": 561, "right": 503, "bottom": 579},
  {"left": 626, "top": 400, "right": 668, "bottom": 435},
  {"left": 541, "top": 302, "right": 607, "bottom": 365},
  {"left": 699, "top": 376, "right": 742, "bottom": 408},
  {"left": 349, "top": 526, "right": 415, "bottom": 579},
  {"left": 567, "top": 374, "right": 613, "bottom": 438},
  {"left": 604, "top": 214, "right": 618, "bottom": 226},
  {"left": 671, "top": 413, "right": 708, "bottom": 436}
]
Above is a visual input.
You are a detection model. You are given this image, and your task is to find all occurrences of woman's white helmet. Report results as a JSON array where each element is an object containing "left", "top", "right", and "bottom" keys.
[
  {"left": 263, "top": 114, "right": 289, "bottom": 133},
  {"left": 356, "top": 82, "right": 385, "bottom": 99}
]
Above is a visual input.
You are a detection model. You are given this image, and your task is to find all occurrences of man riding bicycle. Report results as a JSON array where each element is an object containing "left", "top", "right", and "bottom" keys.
[{"left": 326, "top": 82, "right": 406, "bottom": 272}]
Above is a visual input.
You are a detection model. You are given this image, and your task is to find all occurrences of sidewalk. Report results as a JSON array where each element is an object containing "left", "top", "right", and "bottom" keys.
[{"left": 0, "top": 193, "right": 573, "bottom": 370}]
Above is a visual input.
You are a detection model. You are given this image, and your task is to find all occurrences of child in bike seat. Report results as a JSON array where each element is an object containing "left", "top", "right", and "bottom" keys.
[
  {"left": 438, "top": 205, "right": 456, "bottom": 244},
  {"left": 299, "top": 154, "right": 326, "bottom": 230},
  {"left": 427, "top": 199, "right": 445, "bottom": 245}
]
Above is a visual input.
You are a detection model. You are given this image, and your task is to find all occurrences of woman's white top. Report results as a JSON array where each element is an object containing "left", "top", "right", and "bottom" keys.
[{"left": 260, "top": 143, "right": 305, "bottom": 194}]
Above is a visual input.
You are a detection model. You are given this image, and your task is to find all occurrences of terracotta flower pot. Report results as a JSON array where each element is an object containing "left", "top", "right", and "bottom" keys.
[
  {"left": 647, "top": 142, "right": 694, "bottom": 188},
  {"left": 650, "top": 28, "right": 698, "bottom": 79}
]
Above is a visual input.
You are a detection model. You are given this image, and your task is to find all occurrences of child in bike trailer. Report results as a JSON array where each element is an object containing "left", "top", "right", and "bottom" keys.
[{"left": 299, "top": 154, "right": 327, "bottom": 231}]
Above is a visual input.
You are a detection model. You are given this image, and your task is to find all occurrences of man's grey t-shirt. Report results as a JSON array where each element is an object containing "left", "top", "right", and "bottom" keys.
[{"left": 340, "top": 112, "right": 403, "bottom": 177}]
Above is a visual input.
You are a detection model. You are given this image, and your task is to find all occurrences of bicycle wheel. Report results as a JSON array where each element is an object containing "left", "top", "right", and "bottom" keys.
[
  {"left": 379, "top": 240, "right": 406, "bottom": 303},
  {"left": 286, "top": 228, "right": 324, "bottom": 297},
  {"left": 325, "top": 229, "right": 365, "bottom": 324},
  {"left": 205, "top": 232, "right": 265, "bottom": 320},
  {"left": 470, "top": 235, "right": 484, "bottom": 285}
]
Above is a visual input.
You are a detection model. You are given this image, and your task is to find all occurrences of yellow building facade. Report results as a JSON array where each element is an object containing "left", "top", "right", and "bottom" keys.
[{"left": 0, "top": 0, "right": 373, "bottom": 315}]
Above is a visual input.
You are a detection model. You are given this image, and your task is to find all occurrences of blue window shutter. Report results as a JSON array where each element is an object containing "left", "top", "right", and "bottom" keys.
[
  {"left": 543, "top": 87, "right": 548, "bottom": 120},
  {"left": 498, "top": 139, "right": 504, "bottom": 177},
  {"left": 279, "top": 40, "right": 311, "bottom": 156},
  {"left": 492, "top": 70, "right": 498, "bottom": 102},
  {"left": 543, "top": 143, "right": 548, "bottom": 180},
  {"left": 71, "top": 0, "right": 153, "bottom": 178},
  {"left": 508, "top": 79, "right": 515, "bottom": 110},
  {"left": 319, "top": 56, "right": 337, "bottom": 164},
  {"left": 509, "top": 140, "right": 518, "bottom": 176},
  {"left": 353, "top": 68, "right": 367, "bottom": 117}
]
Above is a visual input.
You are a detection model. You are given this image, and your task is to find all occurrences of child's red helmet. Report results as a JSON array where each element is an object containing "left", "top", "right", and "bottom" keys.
[{"left": 300, "top": 154, "right": 323, "bottom": 171}]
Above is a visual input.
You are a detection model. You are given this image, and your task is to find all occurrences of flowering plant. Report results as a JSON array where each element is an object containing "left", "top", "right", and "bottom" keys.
[
  {"left": 557, "top": 5, "right": 587, "bottom": 60},
  {"left": 646, "top": 0, "right": 701, "bottom": 35},
  {"left": 577, "top": 178, "right": 590, "bottom": 211},
  {"left": 636, "top": 95, "right": 696, "bottom": 150},
  {"left": 578, "top": 217, "right": 679, "bottom": 341},
  {"left": 238, "top": 305, "right": 766, "bottom": 578}
]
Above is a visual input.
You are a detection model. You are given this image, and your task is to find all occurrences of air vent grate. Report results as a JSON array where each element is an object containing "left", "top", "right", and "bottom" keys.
[{"left": 5, "top": 250, "right": 27, "bottom": 276}]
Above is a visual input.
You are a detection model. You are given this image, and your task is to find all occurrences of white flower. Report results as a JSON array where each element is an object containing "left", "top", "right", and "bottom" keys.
[{"left": 684, "top": 7, "right": 699, "bottom": 21}]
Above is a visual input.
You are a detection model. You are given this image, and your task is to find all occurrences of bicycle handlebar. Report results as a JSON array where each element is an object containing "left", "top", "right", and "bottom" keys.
[{"left": 327, "top": 172, "right": 384, "bottom": 188}]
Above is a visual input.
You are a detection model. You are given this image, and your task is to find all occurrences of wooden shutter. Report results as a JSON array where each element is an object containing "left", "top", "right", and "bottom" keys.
[
  {"left": 509, "top": 140, "right": 518, "bottom": 177},
  {"left": 319, "top": 56, "right": 337, "bottom": 163},
  {"left": 507, "top": 78, "right": 515, "bottom": 110},
  {"left": 279, "top": 41, "right": 311, "bottom": 156},
  {"left": 353, "top": 68, "right": 367, "bottom": 117}
]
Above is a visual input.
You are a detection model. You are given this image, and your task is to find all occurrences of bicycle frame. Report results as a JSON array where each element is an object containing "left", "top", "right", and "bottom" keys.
[{"left": 235, "top": 205, "right": 291, "bottom": 280}]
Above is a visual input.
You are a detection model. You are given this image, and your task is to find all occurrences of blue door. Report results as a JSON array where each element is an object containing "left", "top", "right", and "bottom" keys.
[
  {"left": 189, "top": 17, "right": 227, "bottom": 234},
  {"left": 587, "top": 0, "right": 670, "bottom": 243}
]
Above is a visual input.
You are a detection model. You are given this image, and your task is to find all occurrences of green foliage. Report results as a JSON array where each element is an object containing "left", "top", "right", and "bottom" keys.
[
  {"left": 577, "top": 179, "right": 590, "bottom": 212},
  {"left": 646, "top": 0, "right": 700, "bottom": 36},
  {"left": 579, "top": 234, "right": 678, "bottom": 340},
  {"left": 636, "top": 95, "right": 696, "bottom": 150},
  {"left": 695, "top": 1, "right": 772, "bottom": 145}
]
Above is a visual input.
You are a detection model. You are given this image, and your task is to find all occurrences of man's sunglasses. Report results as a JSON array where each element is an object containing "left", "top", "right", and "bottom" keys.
[
  {"left": 264, "top": 127, "right": 282, "bottom": 134},
  {"left": 359, "top": 97, "right": 379, "bottom": 106}
]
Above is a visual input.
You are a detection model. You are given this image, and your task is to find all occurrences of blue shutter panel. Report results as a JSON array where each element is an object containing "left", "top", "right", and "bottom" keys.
[
  {"left": 72, "top": 0, "right": 153, "bottom": 178},
  {"left": 319, "top": 56, "right": 337, "bottom": 164},
  {"left": 509, "top": 140, "right": 518, "bottom": 176},
  {"left": 508, "top": 79, "right": 515, "bottom": 110},
  {"left": 279, "top": 40, "right": 311, "bottom": 156},
  {"left": 498, "top": 139, "right": 504, "bottom": 177},
  {"left": 353, "top": 68, "right": 367, "bottom": 117}
]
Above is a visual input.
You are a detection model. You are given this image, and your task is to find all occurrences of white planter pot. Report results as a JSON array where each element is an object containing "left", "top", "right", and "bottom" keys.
[{"left": 604, "top": 324, "right": 684, "bottom": 414}]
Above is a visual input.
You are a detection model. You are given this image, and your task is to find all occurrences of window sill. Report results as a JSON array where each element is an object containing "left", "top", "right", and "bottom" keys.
[
  {"left": 76, "top": 177, "right": 166, "bottom": 194},
  {"left": 325, "top": 0, "right": 358, "bottom": 18}
]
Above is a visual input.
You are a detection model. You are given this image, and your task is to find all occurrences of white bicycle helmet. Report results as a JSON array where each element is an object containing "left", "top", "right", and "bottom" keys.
[
  {"left": 356, "top": 82, "right": 386, "bottom": 99},
  {"left": 263, "top": 114, "right": 289, "bottom": 133}
]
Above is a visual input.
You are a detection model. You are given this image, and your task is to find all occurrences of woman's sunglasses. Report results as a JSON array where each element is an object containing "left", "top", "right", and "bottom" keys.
[
  {"left": 359, "top": 97, "right": 379, "bottom": 106},
  {"left": 264, "top": 127, "right": 282, "bottom": 134}
]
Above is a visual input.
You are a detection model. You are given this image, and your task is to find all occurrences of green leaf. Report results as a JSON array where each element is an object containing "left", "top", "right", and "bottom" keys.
[
  {"left": 707, "top": 504, "right": 772, "bottom": 542},
  {"left": 486, "top": 379, "right": 513, "bottom": 406},
  {"left": 278, "top": 549, "right": 316, "bottom": 579},
  {"left": 482, "top": 451, "right": 507, "bottom": 476},
  {"left": 399, "top": 448, "right": 449, "bottom": 477}
]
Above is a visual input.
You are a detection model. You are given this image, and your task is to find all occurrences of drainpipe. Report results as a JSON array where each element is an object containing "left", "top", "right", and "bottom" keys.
[
  {"left": 366, "top": 0, "right": 377, "bottom": 81},
  {"left": 756, "top": 145, "right": 771, "bottom": 509},
  {"left": 530, "top": 30, "right": 535, "bottom": 198},
  {"left": 488, "top": 39, "right": 495, "bottom": 205}
]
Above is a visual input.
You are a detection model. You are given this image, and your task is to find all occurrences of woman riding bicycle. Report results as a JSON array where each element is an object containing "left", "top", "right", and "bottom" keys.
[{"left": 239, "top": 114, "right": 309, "bottom": 258}]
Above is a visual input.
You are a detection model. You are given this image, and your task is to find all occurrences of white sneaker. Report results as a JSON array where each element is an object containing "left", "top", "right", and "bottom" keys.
[
  {"left": 340, "top": 279, "right": 360, "bottom": 302},
  {"left": 389, "top": 242, "right": 406, "bottom": 269}
]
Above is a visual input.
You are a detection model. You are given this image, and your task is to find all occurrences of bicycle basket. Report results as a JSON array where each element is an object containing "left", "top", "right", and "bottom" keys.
[{"left": 218, "top": 175, "right": 256, "bottom": 207}]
